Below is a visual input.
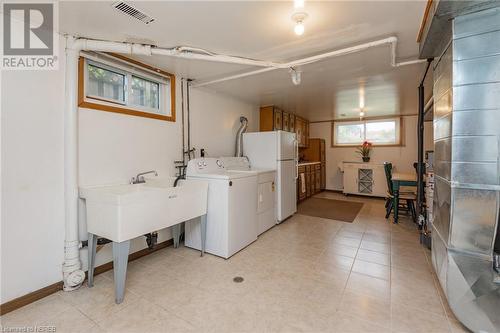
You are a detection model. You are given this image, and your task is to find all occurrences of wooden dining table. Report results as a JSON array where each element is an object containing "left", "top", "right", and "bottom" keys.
[{"left": 392, "top": 172, "right": 417, "bottom": 223}]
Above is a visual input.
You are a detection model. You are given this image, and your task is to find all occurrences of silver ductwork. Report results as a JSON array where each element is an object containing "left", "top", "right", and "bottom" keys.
[
  {"left": 235, "top": 116, "right": 248, "bottom": 157},
  {"left": 429, "top": 6, "right": 500, "bottom": 333}
]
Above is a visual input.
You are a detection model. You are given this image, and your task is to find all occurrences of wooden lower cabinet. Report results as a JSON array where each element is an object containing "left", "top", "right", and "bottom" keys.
[
  {"left": 298, "top": 165, "right": 307, "bottom": 201},
  {"left": 320, "top": 162, "right": 326, "bottom": 190},
  {"left": 297, "top": 162, "right": 323, "bottom": 202},
  {"left": 315, "top": 164, "right": 321, "bottom": 192}
]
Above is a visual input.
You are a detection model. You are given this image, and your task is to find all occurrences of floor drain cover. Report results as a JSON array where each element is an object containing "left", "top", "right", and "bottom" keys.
[{"left": 233, "top": 276, "right": 244, "bottom": 283}]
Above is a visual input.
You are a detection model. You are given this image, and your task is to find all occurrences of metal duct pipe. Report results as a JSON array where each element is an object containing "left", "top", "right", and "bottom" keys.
[{"left": 235, "top": 116, "right": 248, "bottom": 157}]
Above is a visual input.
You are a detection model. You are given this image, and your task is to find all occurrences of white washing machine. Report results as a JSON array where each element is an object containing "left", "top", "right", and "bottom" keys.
[
  {"left": 219, "top": 157, "right": 277, "bottom": 235},
  {"left": 185, "top": 158, "right": 258, "bottom": 259}
]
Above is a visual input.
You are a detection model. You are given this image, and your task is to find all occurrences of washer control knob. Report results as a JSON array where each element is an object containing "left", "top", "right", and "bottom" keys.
[{"left": 216, "top": 160, "right": 223, "bottom": 168}]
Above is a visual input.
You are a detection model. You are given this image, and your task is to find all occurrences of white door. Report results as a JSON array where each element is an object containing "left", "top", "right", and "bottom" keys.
[
  {"left": 277, "top": 160, "right": 297, "bottom": 222},
  {"left": 228, "top": 176, "right": 258, "bottom": 257},
  {"left": 277, "top": 131, "right": 296, "bottom": 161}
]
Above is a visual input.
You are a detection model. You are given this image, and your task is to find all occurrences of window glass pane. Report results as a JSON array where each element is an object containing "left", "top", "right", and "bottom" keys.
[
  {"left": 366, "top": 121, "right": 396, "bottom": 144},
  {"left": 87, "top": 64, "right": 125, "bottom": 102},
  {"left": 336, "top": 123, "right": 364, "bottom": 144},
  {"left": 131, "top": 76, "right": 159, "bottom": 110}
]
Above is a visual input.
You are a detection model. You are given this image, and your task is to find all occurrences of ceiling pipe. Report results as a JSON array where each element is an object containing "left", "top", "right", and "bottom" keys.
[{"left": 193, "top": 36, "right": 427, "bottom": 87}]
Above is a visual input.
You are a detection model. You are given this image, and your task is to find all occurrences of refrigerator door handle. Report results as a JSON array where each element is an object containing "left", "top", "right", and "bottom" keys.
[{"left": 294, "top": 139, "right": 299, "bottom": 179}]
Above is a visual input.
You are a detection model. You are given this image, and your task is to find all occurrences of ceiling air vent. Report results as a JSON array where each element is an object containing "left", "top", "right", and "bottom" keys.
[{"left": 112, "top": 2, "right": 155, "bottom": 25}]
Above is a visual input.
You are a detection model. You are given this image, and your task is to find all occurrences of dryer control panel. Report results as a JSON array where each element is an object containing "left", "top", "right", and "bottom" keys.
[{"left": 186, "top": 158, "right": 224, "bottom": 175}]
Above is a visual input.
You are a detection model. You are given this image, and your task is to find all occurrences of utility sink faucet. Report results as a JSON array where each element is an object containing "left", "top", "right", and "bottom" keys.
[{"left": 131, "top": 170, "right": 158, "bottom": 184}]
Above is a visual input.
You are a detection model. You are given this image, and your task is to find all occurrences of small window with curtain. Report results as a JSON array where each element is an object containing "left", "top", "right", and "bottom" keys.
[
  {"left": 78, "top": 53, "right": 175, "bottom": 122},
  {"left": 332, "top": 117, "right": 402, "bottom": 146}
]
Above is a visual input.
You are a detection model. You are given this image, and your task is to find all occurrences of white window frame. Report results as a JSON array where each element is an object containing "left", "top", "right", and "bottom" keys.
[
  {"left": 332, "top": 117, "right": 402, "bottom": 147},
  {"left": 82, "top": 55, "right": 171, "bottom": 117}
]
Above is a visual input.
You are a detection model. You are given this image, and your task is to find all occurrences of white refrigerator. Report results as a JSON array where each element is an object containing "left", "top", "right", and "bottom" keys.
[{"left": 243, "top": 131, "right": 297, "bottom": 222}]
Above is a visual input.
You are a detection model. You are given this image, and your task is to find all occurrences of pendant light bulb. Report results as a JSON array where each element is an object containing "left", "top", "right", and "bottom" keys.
[
  {"left": 294, "top": 21, "right": 305, "bottom": 36},
  {"left": 292, "top": 12, "right": 308, "bottom": 36}
]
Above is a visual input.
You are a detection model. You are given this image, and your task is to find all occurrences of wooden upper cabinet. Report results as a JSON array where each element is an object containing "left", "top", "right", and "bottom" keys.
[
  {"left": 260, "top": 106, "right": 309, "bottom": 146},
  {"left": 260, "top": 106, "right": 283, "bottom": 131},
  {"left": 259, "top": 106, "right": 274, "bottom": 131},
  {"left": 295, "top": 117, "right": 303, "bottom": 145},
  {"left": 282, "top": 111, "right": 290, "bottom": 132},
  {"left": 289, "top": 114, "right": 296, "bottom": 132},
  {"left": 274, "top": 109, "right": 283, "bottom": 130}
]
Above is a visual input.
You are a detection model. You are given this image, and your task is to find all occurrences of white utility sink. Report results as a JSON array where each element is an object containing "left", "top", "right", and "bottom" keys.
[
  {"left": 80, "top": 177, "right": 208, "bottom": 243},
  {"left": 80, "top": 177, "right": 209, "bottom": 304}
]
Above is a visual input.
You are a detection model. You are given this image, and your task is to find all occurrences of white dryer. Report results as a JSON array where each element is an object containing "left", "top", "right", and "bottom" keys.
[
  {"left": 219, "top": 157, "right": 277, "bottom": 235},
  {"left": 185, "top": 158, "right": 258, "bottom": 259}
]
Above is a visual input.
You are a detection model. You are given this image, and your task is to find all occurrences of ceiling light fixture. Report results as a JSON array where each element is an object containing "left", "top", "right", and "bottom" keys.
[
  {"left": 292, "top": 12, "right": 308, "bottom": 36},
  {"left": 290, "top": 67, "right": 302, "bottom": 85}
]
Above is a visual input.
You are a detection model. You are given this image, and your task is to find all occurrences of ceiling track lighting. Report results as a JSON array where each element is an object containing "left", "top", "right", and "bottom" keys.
[{"left": 292, "top": 12, "right": 308, "bottom": 36}]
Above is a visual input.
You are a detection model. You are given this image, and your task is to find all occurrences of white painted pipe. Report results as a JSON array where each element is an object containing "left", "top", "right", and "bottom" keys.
[
  {"left": 151, "top": 48, "right": 277, "bottom": 68},
  {"left": 63, "top": 36, "right": 85, "bottom": 291},
  {"left": 192, "top": 36, "right": 426, "bottom": 87}
]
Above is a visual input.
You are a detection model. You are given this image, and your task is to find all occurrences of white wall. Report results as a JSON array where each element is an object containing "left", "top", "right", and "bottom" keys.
[
  {"left": 1, "top": 47, "right": 258, "bottom": 303},
  {"left": 189, "top": 88, "right": 258, "bottom": 157},
  {"left": 309, "top": 116, "right": 434, "bottom": 191},
  {"left": 1, "top": 54, "right": 67, "bottom": 304}
]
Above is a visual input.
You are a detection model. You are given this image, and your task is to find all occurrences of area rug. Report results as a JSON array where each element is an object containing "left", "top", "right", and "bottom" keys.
[{"left": 297, "top": 198, "right": 363, "bottom": 223}]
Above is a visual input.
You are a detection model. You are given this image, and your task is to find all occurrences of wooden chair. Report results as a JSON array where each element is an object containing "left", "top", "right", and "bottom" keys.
[{"left": 383, "top": 162, "right": 417, "bottom": 221}]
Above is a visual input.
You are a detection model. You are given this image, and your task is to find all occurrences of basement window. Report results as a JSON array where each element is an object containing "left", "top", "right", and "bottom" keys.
[
  {"left": 78, "top": 53, "right": 175, "bottom": 122},
  {"left": 332, "top": 117, "right": 402, "bottom": 146}
]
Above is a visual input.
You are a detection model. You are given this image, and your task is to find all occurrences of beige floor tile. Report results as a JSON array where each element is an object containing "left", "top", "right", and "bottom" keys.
[
  {"left": 363, "top": 232, "right": 391, "bottom": 244},
  {"left": 391, "top": 303, "right": 451, "bottom": 333},
  {"left": 332, "top": 236, "right": 362, "bottom": 248},
  {"left": 58, "top": 275, "right": 140, "bottom": 323},
  {"left": 40, "top": 307, "right": 98, "bottom": 333},
  {"left": 98, "top": 297, "right": 195, "bottom": 332},
  {"left": 336, "top": 230, "right": 364, "bottom": 240},
  {"left": 360, "top": 240, "right": 391, "bottom": 254},
  {"left": 339, "top": 291, "right": 391, "bottom": 328},
  {"left": 345, "top": 272, "right": 391, "bottom": 300},
  {"left": 317, "top": 252, "right": 355, "bottom": 271},
  {"left": 352, "top": 259, "right": 391, "bottom": 280},
  {"left": 333, "top": 311, "right": 390, "bottom": 333},
  {"left": 391, "top": 281, "right": 446, "bottom": 316},
  {"left": 324, "top": 243, "right": 359, "bottom": 258},
  {"left": 357, "top": 248, "right": 391, "bottom": 266}
]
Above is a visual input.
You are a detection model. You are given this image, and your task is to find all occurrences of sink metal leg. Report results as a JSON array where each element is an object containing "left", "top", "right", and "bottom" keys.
[
  {"left": 200, "top": 214, "right": 207, "bottom": 257},
  {"left": 112, "top": 240, "right": 130, "bottom": 304},
  {"left": 172, "top": 224, "right": 181, "bottom": 248},
  {"left": 87, "top": 233, "right": 97, "bottom": 288}
]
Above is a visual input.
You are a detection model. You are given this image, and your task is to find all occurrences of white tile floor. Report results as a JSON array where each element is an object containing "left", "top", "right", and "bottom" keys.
[{"left": 1, "top": 193, "right": 471, "bottom": 332}]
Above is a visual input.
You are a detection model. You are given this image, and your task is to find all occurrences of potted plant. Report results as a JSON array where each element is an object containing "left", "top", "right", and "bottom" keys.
[{"left": 356, "top": 141, "right": 372, "bottom": 162}]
